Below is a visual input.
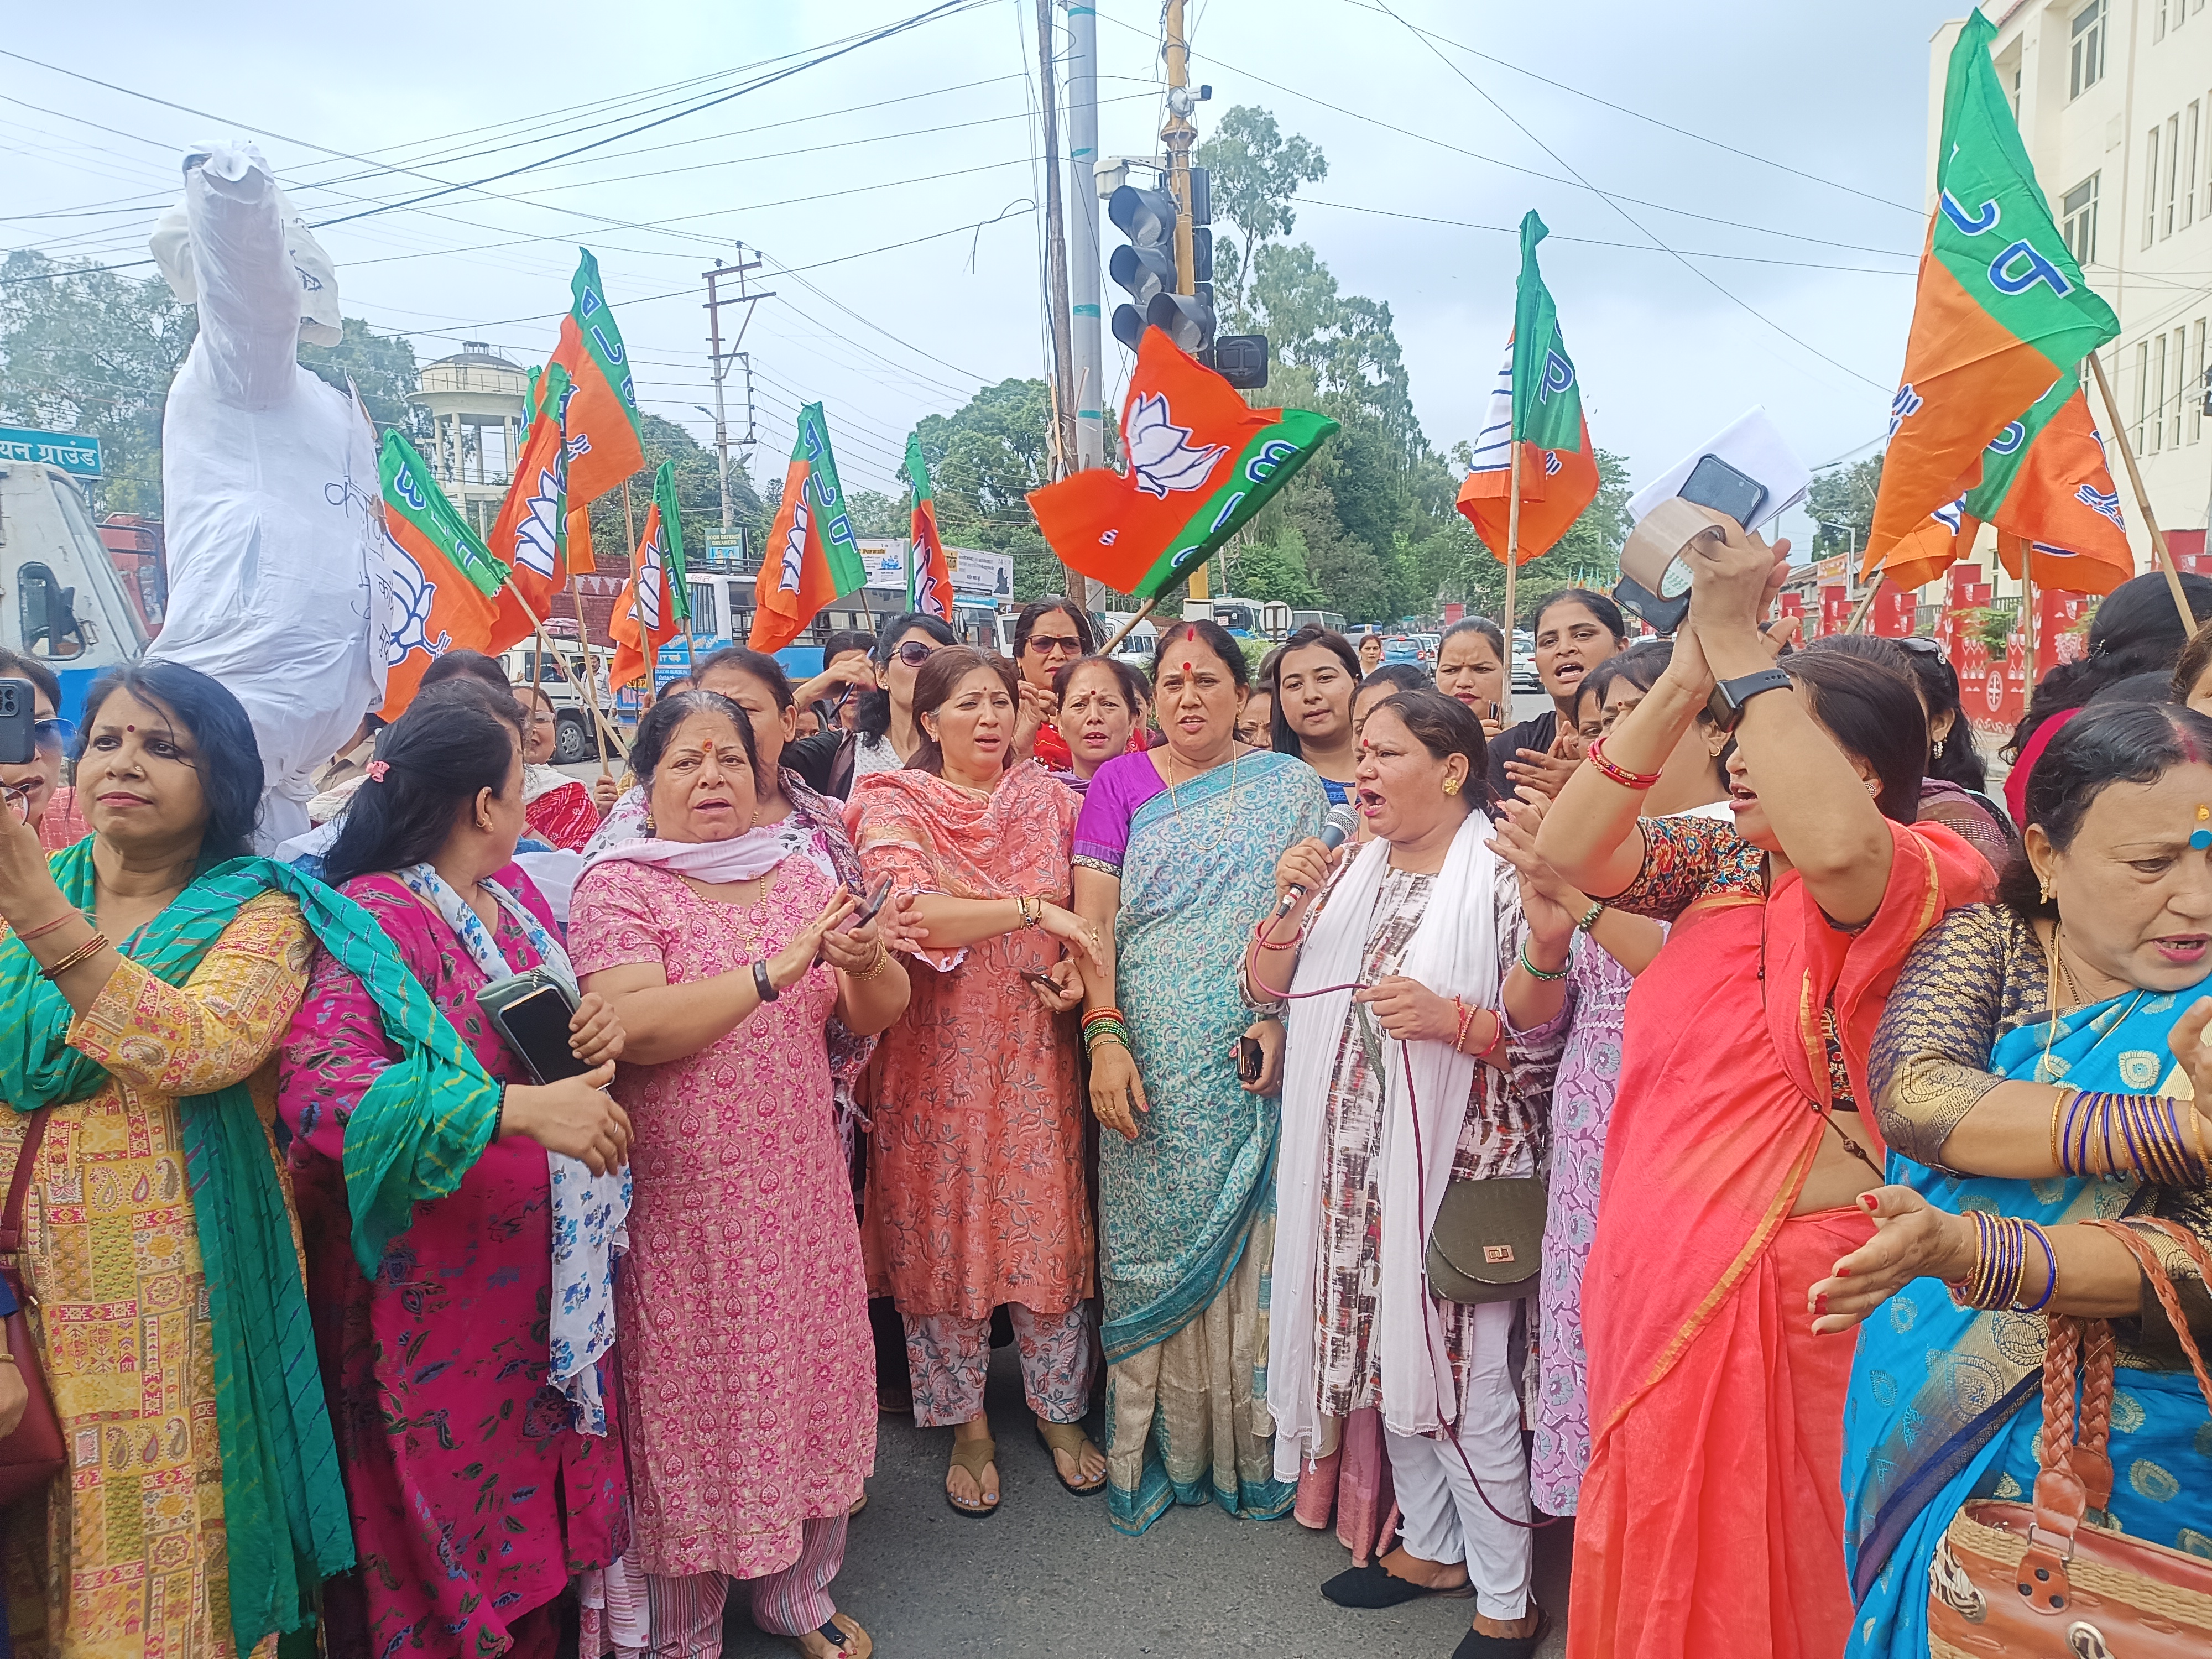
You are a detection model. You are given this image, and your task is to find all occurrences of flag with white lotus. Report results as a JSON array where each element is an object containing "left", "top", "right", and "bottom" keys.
[{"left": 1027, "top": 330, "right": 1337, "bottom": 599}]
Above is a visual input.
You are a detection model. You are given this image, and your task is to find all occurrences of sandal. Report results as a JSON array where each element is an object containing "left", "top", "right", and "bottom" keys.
[
  {"left": 1451, "top": 1607, "right": 1548, "bottom": 1659},
  {"left": 789, "top": 1613, "right": 873, "bottom": 1658},
  {"left": 1034, "top": 1420, "right": 1107, "bottom": 1496},
  {"left": 1321, "top": 1560, "right": 1473, "bottom": 1608},
  {"left": 945, "top": 1433, "right": 999, "bottom": 1519}
]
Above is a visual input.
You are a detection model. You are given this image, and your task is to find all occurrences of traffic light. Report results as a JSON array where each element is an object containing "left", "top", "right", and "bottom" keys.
[{"left": 1108, "top": 184, "right": 1178, "bottom": 351}]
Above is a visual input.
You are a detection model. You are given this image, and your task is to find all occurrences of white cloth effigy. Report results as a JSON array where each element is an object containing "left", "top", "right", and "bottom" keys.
[
  {"left": 147, "top": 143, "right": 384, "bottom": 848},
  {"left": 1267, "top": 813, "right": 1504, "bottom": 1468},
  {"left": 396, "top": 863, "right": 629, "bottom": 1436}
]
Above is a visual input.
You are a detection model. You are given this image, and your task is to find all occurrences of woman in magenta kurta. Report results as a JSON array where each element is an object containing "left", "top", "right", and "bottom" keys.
[
  {"left": 572, "top": 689, "right": 908, "bottom": 1659},
  {"left": 278, "top": 683, "right": 633, "bottom": 1659}
]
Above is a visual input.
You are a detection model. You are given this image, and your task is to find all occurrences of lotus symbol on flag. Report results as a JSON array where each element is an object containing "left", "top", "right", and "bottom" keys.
[
  {"left": 513, "top": 467, "right": 562, "bottom": 580},
  {"left": 1127, "top": 393, "right": 1227, "bottom": 499},
  {"left": 635, "top": 537, "right": 664, "bottom": 634},
  {"left": 382, "top": 528, "right": 448, "bottom": 667},
  {"left": 779, "top": 495, "right": 811, "bottom": 594}
]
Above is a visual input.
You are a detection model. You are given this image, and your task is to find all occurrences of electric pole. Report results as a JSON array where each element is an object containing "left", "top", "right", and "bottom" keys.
[
  {"left": 1036, "top": 0, "right": 1084, "bottom": 609},
  {"left": 1066, "top": 1, "right": 1106, "bottom": 483},
  {"left": 703, "top": 246, "right": 775, "bottom": 533},
  {"left": 1161, "top": 0, "right": 1204, "bottom": 602}
]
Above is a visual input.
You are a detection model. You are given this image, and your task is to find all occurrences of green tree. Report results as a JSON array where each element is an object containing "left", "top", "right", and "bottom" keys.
[
  {"left": 583, "top": 411, "right": 761, "bottom": 572},
  {"left": 1196, "top": 106, "right": 1328, "bottom": 326},
  {"left": 0, "top": 249, "right": 197, "bottom": 515},
  {"left": 1225, "top": 527, "right": 1322, "bottom": 606},
  {"left": 912, "top": 378, "right": 1062, "bottom": 599},
  {"left": 299, "top": 315, "right": 428, "bottom": 441},
  {"left": 843, "top": 487, "right": 905, "bottom": 537},
  {"left": 1807, "top": 454, "right": 1883, "bottom": 559}
]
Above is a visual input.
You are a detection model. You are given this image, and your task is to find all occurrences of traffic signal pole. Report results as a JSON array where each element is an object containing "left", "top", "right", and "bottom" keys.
[
  {"left": 1162, "top": 0, "right": 1204, "bottom": 602},
  {"left": 1066, "top": 3, "right": 1107, "bottom": 478},
  {"left": 1036, "top": 0, "right": 1085, "bottom": 608}
]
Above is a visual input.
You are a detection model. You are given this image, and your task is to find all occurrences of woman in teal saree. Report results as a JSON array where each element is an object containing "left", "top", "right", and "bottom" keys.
[
  {"left": 1073, "top": 624, "right": 1327, "bottom": 1535},
  {"left": 1814, "top": 703, "right": 2212, "bottom": 1657}
]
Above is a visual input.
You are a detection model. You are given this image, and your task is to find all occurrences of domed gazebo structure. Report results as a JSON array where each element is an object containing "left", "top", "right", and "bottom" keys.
[{"left": 408, "top": 342, "right": 529, "bottom": 533}]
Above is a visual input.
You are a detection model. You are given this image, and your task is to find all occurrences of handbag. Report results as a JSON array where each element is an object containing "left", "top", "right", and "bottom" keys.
[
  {"left": 0, "top": 1106, "right": 65, "bottom": 1508},
  {"left": 1926, "top": 1217, "right": 2212, "bottom": 1658},
  {"left": 1424, "top": 1175, "right": 1547, "bottom": 1305}
]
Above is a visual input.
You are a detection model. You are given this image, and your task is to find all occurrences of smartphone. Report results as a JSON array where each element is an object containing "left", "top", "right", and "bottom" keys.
[
  {"left": 1236, "top": 1035, "right": 1265, "bottom": 1083},
  {"left": 478, "top": 971, "right": 593, "bottom": 1086},
  {"left": 842, "top": 875, "right": 893, "bottom": 932},
  {"left": 0, "top": 680, "right": 34, "bottom": 768},
  {"left": 1678, "top": 453, "right": 1768, "bottom": 532},
  {"left": 1019, "top": 968, "right": 1062, "bottom": 992}
]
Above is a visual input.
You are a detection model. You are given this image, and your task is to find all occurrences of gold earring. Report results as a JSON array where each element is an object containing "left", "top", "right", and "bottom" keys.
[
  {"left": 2038, "top": 874, "right": 2053, "bottom": 905},
  {"left": 1443, "top": 777, "right": 1461, "bottom": 795}
]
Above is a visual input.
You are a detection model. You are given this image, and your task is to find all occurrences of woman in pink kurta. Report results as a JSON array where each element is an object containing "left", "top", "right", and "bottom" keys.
[
  {"left": 277, "top": 682, "right": 633, "bottom": 1659},
  {"left": 572, "top": 688, "right": 906, "bottom": 1659},
  {"left": 846, "top": 646, "right": 1102, "bottom": 1517}
]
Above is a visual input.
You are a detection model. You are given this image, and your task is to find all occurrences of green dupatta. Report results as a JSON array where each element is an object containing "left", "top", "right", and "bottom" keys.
[{"left": 0, "top": 847, "right": 503, "bottom": 1653}]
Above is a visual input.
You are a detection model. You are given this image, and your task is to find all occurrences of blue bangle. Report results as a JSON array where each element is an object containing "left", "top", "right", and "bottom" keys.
[{"left": 2018, "top": 1221, "right": 2058, "bottom": 1314}]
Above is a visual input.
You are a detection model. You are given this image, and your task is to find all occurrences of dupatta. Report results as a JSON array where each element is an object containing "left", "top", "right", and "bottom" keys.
[
  {"left": 0, "top": 847, "right": 502, "bottom": 1655},
  {"left": 1583, "top": 820, "right": 1989, "bottom": 1444},
  {"left": 1841, "top": 976, "right": 2212, "bottom": 1658},
  {"left": 1270, "top": 813, "right": 1504, "bottom": 1457}
]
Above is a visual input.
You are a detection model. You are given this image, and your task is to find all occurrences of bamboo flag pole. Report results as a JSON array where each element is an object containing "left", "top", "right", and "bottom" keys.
[
  {"left": 2087, "top": 351, "right": 2199, "bottom": 632},
  {"left": 1099, "top": 588, "right": 1168, "bottom": 655},
  {"left": 1503, "top": 442, "right": 1524, "bottom": 672},
  {"left": 510, "top": 583, "right": 628, "bottom": 760},
  {"left": 567, "top": 568, "right": 611, "bottom": 778}
]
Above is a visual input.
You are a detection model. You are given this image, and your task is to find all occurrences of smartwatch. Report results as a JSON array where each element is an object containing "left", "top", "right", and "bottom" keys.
[{"left": 1707, "top": 668, "right": 1792, "bottom": 733}]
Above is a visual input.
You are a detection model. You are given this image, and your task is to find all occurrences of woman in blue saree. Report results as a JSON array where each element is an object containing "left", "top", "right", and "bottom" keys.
[
  {"left": 1813, "top": 702, "right": 2212, "bottom": 1657},
  {"left": 1073, "top": 619, "right": 1328, "bottom": 1535}
]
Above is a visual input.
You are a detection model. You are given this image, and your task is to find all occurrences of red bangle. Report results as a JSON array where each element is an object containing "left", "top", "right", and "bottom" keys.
[
  {"left": 13, "top": 911, "right": 77, "bottom": 944},
  {"left": 1586, "top": 736, "right": 1661, "bottom": 791}
]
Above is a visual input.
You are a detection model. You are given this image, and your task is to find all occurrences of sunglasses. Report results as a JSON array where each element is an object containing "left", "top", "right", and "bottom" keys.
[
  {"left": 1898, "top": 637, "right": 1947, "bottom": 661},
  {"left": 34, "top": 718, "right": 74, "bottom": 752},
  {"left": 893, "top": 640, "right": 941, "bottom": 667},
  {"left": 1025, "top": 633, "right": 1084, "bottom": 656}
]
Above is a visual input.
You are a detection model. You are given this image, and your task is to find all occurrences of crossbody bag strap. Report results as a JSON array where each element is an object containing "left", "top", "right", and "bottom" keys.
[
  {"left": 0, "top": 1107, "right": 56, "bottom": 1256},
  {"left": 2083, "top": 1215, "right": 2212, "bottom": 1416}
]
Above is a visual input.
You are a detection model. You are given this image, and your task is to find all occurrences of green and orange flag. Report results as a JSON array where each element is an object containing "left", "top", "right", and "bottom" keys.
[
  {"left": 1027, "top": 330, "right": 1337, "bottom": 599},
  {"left": 904, "top": 432, "right": 954, "bottom": 621},
  {"left": 1867, "top": 8, "right": 2119, "bottom": 578},
  {"left": 1455, "top": 214, "right": 1601, "bottom": 566},
  {"left": 750, "top": 404, "right": 867, "bottom": 651},
  {"left": 375, "top": 431, "right": 506, "bottom": 714},
  {"left": 487, "top": 362, "right": 573, "bottom": 652},
  {"left": 608, "top": 462, "right": 689, "bottom": 691},
  {"left": 532, "top": 249, "right": 645, "bottom": 505}
]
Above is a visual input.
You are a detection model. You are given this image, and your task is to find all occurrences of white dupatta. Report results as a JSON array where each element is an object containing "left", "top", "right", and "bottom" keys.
[{"left": 1267, "top": 811, "right": 1504, "bottom": 1474}]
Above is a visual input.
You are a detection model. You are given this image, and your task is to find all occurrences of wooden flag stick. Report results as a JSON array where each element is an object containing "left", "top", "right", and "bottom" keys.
[
  {"left": 510, "top": 585, "right": 629, "bottom": 760},
  {"left": 2022, "top": 561, "right": 2037, "bottom": 682},
  {"left": 567, "top": 570, "right": 611, "bottom": 778},
  {"left": 1099, "top": 588, "right": 1169, "bottom": 656},
  {"left": 1503, "top": 442, "right": 1523, "bottom": 674},
  {"left": 2086, "top": 351, "right": 2199, "bottom": 633},
  {"left": 1844, "top": 587, "right": 1880, "bottom": 634}
]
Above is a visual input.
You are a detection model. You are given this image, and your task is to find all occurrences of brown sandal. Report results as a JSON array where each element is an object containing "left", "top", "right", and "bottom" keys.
[
  {"left": 945, "top": 1433, "right": 999, "bottom": 1518},
  {"left": 1034, "top": 1420, "right": 1105, "bottom": 1496}
]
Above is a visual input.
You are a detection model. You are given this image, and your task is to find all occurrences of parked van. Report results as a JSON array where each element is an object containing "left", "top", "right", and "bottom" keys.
[{"left": 0, "top": 463, "right": 149, "bottom": 718}]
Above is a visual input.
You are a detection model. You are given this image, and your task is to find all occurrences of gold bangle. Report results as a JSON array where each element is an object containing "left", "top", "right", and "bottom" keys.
[
  {"left": 2049, "top": 1084, "right": 2075, "bottom": 1175},
  {"left": 40, "top": 931, "right": 109, "bottom": 981},
  {"left": 855, "top": 944, "right": 891, "bottom": 980}
]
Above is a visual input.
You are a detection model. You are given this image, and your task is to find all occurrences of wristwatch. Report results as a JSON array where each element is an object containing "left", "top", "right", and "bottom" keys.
[{"left": 1706, "top": 668, "right": 1792, "bottom": 733}]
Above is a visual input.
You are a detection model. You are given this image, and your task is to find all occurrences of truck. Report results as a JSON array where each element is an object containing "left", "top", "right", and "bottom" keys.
[
  {"left": 1184, "top": 595, "right": 1291, "bottom": 641},
  {"left": 0, "top": 462, "right": 151, "bottom": 717}
]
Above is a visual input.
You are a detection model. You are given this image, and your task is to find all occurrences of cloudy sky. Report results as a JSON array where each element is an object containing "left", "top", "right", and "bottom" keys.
[{"left": 3, "top": 0, "right": 1966, "bottom": 546}]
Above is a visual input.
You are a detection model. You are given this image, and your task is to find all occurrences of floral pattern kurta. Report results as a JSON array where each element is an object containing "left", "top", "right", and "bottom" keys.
[
  {"left": 567, "top": 856, "right": 873, "bottom": 1579},
  {"left": 0, "top": 891, "right": 309, "bottom": 1659},
  {"left": 1304, "top": 867, "right": 1564, "bottom": 1417},
  {"left": 276, "top": 868, "right": 624, "bottom": 1659}
]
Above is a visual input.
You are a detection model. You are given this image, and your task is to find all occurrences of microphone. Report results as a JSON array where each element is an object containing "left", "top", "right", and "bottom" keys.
[{"left": 1272, "top": 802, "right": 1360, "bottom": 918}]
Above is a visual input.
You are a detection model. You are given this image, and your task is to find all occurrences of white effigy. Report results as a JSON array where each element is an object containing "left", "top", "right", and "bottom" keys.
[{"left": 148, "top": 143, "right": 385, "bottom": 849}]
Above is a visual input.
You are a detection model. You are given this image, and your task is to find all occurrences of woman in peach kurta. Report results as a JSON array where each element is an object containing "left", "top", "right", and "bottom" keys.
[{"left": 847, "top": 646, "right": 1102, "bottom": 1514}]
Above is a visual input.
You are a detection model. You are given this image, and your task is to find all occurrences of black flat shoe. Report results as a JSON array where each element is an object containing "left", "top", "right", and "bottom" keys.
[
  {"left": 1451, "top": 1608, "right": 1549, "bottom": 1659},
  {"left": 1321, "top": 1561, "right": 1473, "bottom": 1609}
]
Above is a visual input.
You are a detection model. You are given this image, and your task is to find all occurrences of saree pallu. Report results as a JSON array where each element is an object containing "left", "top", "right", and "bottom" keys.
[
  {"left": 1569, "top": 821, "right": 1987, "bottom": 1659},
  {"left": 1094, "top": 750, "right": 1324, "bottom": 1535},
  {"left": 1842, "top": 980, "right": 2212, "bottom": 1659}
]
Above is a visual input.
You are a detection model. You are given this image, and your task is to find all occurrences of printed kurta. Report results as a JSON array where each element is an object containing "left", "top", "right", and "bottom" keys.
[
  {"left": 568, "top": 857, "right": 872, "bottom": 1579},
  {"left": 849, "top": 763, "right": 1091, "bottom": 1321},
  {"left": 0, "top": 891, "right": 309, "bottom": 1659},
  {"left": 522, "top": 769, "right": 600, "bottom": 853},
  {"left": 276, "top": 869, "right": 624, "bottom": 1659}
]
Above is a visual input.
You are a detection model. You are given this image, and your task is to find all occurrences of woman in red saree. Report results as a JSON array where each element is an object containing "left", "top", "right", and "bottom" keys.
[{"left": 1535, "top": 524, "right": 1988, "bottom": 1659}]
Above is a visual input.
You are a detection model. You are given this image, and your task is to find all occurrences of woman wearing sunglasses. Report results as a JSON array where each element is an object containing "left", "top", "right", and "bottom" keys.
[
  {"left": 0, "top": 650, "right": 84, "bottom": 849},
  {"left": 854, "top": 613, "right": 959, "bottom": 782},
  {"left": 1011, "top": 597, "right": 1097, "bottom": 769}
]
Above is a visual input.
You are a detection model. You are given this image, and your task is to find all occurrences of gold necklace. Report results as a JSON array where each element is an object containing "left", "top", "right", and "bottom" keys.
[{"left": 1163, "top": 740, "right": 1241, "bottom": 829}]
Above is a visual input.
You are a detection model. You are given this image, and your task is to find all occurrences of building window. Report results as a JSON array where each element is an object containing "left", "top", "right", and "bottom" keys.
[
  {"left": 2137, "top": 340, "right": 2152, "bottom": 452},
  {"left": 2073, "top": 0, "right": 2107, "bottom": 98},
  {"left": 2154, "top": 333, "right": 2170, "bottom": 453},
  {"left": 2147, "top": 125, "right": 2163, "bottom": 247},
  {"left": 2168, "top": 114, "right": 2184, "bottom": 237},
  {"left": 2175, "top": 330, "right": 2190, "bottom": 449},
  {"left": 2064, "top": 174, "right": 2101, "bottom": 265},
  {"left": 2188, "top": 103, "right": 2203, "bottom": 231},
  {"left": 2193, "top": 319, "right": 2207, "bottom": 444},
  {"left": 2158, "top": 0, "right": 2170, "bottom": 40}
]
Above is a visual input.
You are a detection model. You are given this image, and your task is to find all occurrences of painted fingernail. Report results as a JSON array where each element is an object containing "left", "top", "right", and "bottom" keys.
[
  {"left": 1835, "top": 1266, "right": 1851, "bottom": 1279},
  {"left": 1814, "top": 1293, "right": 1829, "bottom": 1316},
  {"left": 1859, "top": 1194, "right": 1879, "bottom": 1212}
]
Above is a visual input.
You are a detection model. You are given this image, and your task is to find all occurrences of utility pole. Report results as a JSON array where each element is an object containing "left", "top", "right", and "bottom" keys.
[
  {"left": 1036, "top": 0, "right": 1084, "bottom": 610},
  {"left": 1161, "top": 0, "right": 1205, "bottom": 603},
  {"left": 1066, "top": 2, "right": 1106, "bottom": 483},
  {"left": 703, "top": 246, "right": 775, "bottom": 531}
]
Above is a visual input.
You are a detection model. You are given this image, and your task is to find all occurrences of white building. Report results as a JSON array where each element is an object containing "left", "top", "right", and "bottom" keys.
[{"left": 1930, "top": 1, "right": 2212, "bottom": 583}]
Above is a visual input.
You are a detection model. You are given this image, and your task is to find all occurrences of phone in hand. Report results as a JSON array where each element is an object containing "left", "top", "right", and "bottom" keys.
[
  {"left": 478, "top": 971, "right": 593, "bottom": 1087},
  {"left": 1236, "top": 1035, "right": 1265, "bottom": 1083},
  {"left": 0, "top": 680, "right": 34, "bottom": 768},
  {"left": 1678, "top": 453, "right": 1768, "bottom": 530},
  {"left": 842, "top": 876, "right": 893, "bottom": 931},
  {"left": 1020, "top": 967, "right": 1062, "bottom": 993}
]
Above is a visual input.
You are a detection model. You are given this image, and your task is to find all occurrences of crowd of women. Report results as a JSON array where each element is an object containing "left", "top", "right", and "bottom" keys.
[{"left": 0, "top": 526, "right": 2205, "bottom": 1659}]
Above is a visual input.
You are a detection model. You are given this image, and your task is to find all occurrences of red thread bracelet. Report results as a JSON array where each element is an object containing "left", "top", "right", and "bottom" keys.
[{"left": 1586, "top": 736, "right": 1662, "bottom": 791}]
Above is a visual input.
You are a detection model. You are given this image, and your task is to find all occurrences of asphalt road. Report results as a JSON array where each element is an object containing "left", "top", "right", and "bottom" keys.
[{"left": 718, "top": 1344, "right": 1572, "bottom": 1659}]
